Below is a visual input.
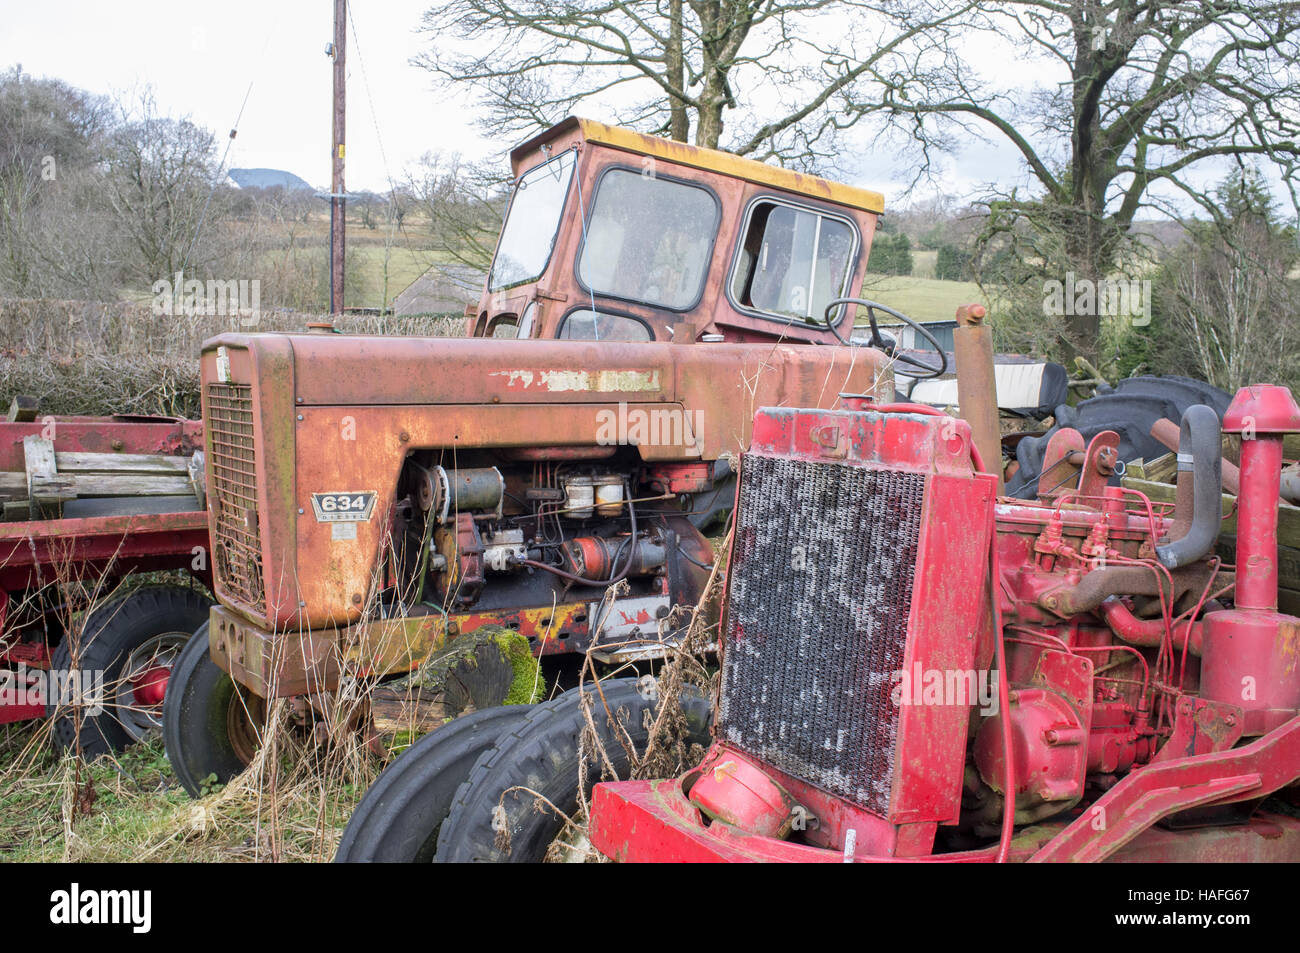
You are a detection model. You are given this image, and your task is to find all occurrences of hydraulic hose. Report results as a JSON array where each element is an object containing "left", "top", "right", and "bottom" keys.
[{"left": 1154, "top": 404, "right": 1222, "bottom": 570}]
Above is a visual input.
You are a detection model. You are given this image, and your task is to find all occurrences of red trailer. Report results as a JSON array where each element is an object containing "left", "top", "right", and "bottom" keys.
[{"left": 0, "top": 411, "right": 211, "bottom": 756}]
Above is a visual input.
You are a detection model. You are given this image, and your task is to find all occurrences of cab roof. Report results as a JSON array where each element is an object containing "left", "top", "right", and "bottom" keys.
[{"left": 509, "top": 116, "right": 886, "bottom": 215}]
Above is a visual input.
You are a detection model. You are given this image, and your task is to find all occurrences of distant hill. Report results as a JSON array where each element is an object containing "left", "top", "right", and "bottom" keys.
[{"left": 227, "top": 168, "right": 314, "bottom": 192}]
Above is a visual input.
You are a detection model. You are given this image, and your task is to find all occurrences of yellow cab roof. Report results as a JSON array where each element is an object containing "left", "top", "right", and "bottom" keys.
[{"left": 509, "top": 116, "right": 886, "bottom": 215}]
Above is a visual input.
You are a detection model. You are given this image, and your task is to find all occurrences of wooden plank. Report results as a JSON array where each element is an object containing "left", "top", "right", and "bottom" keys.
[
  {"left": 6, "top": 395, "right": 37, "bottom": 423},
  {"left": 0, "top": 471, "right": 26, "bottom": 503},
  {"left": 62, "top": 474, "right": 194, "bottom": 497},
  {"left": 54, "top": 452, "right": 189, "bottom": 474},
  {"left": 2, "top": 500, "right": 29, "bottom": 521},
  {"left": 1145, "top": 451, "right": 1178, "bottom": 485},
  {"left": 24, "top": 435, "right": 74, "bottom": 514}
]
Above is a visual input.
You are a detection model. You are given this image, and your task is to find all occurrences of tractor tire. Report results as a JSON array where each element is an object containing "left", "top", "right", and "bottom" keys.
[
  {"left": 334, "top": 704, "right": 535, "bottom": 862},
  {"left": 49, "top": 584, "right": 211, "bottom": 759},
  {"left": 435, "top": 678, "right": 713, "bottom": 863},
  {"left": 162, "top": 622, "right": 264, "bottom": 797},
  {"left": 1010, "top": 375, "right": 1232, "bottom": 499}
]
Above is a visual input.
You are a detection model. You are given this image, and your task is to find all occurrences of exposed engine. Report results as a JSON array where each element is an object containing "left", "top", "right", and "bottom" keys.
[{"left": 385, "top": 451, "right": 725, "bottom": 660}]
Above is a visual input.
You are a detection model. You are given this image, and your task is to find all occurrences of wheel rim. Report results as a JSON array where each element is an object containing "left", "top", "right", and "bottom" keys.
[
  {"left": 116, "top": 631, "right": 192, "bottom": 741},
  {"left": 226, "top": 684, "right": 266, "bottom": 766}
]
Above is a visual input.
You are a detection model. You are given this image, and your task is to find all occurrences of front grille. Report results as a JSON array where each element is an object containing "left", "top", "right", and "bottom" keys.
[
  {"left": 718, "top": 453, "right": 926, "bottom": 816},
  {"left": 206, "top": 383, "right": 265, "bottom": 612}
]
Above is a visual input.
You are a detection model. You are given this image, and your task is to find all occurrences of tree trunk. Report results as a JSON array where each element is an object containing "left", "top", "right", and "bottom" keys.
[{"left": 667, "top": 0, "right": 689, "bottom": 142}]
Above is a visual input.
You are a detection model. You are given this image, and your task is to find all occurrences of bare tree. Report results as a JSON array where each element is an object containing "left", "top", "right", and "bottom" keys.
[
  {"left": 406, "top": 151, "right": 508, "bottom": 273},
  {"left": 0, "top": 66, "right": 112, "bottom": 296},
  {"left": 856, "top": 0, "right": 1300, "bottom": 359},
  {"left": 102, "top": 91, "right": 225, "bottom": 285},
  {"left": 1151, "top": 169, "right": 1299, "bottom": 391},
  {"left": 414, "top": 0, "right": 979, "bottom": 171}
]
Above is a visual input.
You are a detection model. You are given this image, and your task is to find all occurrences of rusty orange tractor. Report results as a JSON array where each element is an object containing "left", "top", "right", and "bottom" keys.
[{"left": 162, "top": 118, "right": 948, "bottom": 794}]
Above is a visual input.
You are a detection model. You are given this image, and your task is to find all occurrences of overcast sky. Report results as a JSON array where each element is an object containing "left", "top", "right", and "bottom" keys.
[
  {"left": 1, "top": 0, "right": 490, "bottom": 191},
  {"left": 0, "top": 1, "right": 1276, "bottom": 214}
]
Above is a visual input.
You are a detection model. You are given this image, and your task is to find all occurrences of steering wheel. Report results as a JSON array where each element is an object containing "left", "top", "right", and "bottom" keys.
[{"left": 822, "top": 297, "right": 948, "bottom": 380}]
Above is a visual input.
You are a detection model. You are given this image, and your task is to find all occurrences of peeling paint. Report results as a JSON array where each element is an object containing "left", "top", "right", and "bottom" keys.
[{"left": 489, "top": 368, "right": 661, "bottom": 393}]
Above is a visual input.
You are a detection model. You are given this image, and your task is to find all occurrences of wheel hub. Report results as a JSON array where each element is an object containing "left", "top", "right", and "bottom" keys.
[{"left": 131, "top": 665, "right": 170, "bottom": 708}]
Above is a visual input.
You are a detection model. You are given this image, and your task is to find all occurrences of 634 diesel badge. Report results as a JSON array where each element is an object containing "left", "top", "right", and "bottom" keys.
[{"left": 310, "top": 491, "right": 377, "bottom": 522}]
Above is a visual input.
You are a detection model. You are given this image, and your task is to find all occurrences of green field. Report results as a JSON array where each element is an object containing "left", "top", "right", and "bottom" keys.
[
  {"left": 349, "top": 244, "right": 444, "bottom": 309},
  {"left": 857, "top": 273, "right": 985, "bottom": 325}
]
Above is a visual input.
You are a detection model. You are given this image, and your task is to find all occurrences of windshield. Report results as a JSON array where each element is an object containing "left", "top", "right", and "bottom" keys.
[
  {"left": 489, "top": 151, "right": 576, "bottom": 291},
  {"left": 577, "top": 170, "right": 718, "bottom": 310}
]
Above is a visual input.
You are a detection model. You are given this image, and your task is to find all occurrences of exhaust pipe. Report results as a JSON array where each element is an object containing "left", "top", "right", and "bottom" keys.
[
  {"left": 953, "top": 303, "right": 1003, "bottom": 494},
  {"left": 1154, "top": 404, "right": 1222, "bottom": 570}
]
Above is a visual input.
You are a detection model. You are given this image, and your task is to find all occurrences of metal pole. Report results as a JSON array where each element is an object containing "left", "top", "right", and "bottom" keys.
[
  {"left": 953, "top": 303, "right": 1004, "bottom": 494},
  {"left": 329, "top": 0, "right": 347, "bottom": 315}
]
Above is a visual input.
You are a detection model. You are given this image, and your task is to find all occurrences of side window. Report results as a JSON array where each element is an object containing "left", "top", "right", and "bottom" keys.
[
  {"left": 577, "top": 169, "right": 718, "bottom": 311},
  {"left": 731, "top": 201, "right": 857, "bottom": 323},
  {"left": 488, "top": 316, "right": 519, "bottom": 338},
  {"left": 557, "top": 310, "right": 653, "bottom": 342}
]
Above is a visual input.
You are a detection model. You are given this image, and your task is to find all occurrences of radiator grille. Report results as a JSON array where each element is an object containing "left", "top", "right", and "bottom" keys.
[
  {"left": 718, "top": 454, "right": 926, "bottom": 816},
  {"left": 206, "top": 383, "right": 265, "bottom": 612}
]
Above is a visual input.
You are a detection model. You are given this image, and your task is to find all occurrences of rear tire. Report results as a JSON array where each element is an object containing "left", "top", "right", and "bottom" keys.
[
  {"left": 435, "top": 679, "right": 712, "bottom": 862},
  {"left": 162, "top": 622, "right": 264, "bottom": 797},
  {"left": 334, "top": 704, "right": 535, "bottom": 862},
  {"left": 49, "top": 585, "right": 211, "bottom": 758}
]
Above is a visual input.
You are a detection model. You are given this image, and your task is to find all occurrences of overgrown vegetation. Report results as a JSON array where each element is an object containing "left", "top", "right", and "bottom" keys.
[
  {"left": 0, "top": 299, "right": 461, "bottom": 418},
  {"left": 0, "top": 723, "right": 372, "bottom": 863}
]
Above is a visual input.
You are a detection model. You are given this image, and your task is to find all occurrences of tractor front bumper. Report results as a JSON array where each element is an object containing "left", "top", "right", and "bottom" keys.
[{"left": 588, "top": 778, "right": 1300, "bottom": 863}]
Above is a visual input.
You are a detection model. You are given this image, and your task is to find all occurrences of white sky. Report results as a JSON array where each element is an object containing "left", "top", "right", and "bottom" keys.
[
  {"left": 0, "top": 0, "right": 490, "bottom": 192},
  {"left": 0, "top": 1, "right": 1283, "bottom": 215}
]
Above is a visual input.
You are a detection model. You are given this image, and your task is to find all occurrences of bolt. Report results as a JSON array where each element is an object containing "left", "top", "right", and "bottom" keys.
[
  {"left": 297, "top": 414, "right": 304, "bottom": 421},
  {"left": 111, "top": 439, "right": 125, "bottom": 451},
  {"left": 399, "top": 431, "right": 410, "bottom": 443},
  {"left": 352, "top": 593, "right": 363, "bottom": 605}
]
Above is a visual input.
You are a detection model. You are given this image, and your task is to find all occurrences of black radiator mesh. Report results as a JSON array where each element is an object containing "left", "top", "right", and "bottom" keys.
[{"left": 718, "top": 453, "right": 926, "bottom": 815}]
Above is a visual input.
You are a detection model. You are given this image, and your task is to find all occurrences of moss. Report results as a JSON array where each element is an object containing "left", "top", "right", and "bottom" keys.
[{"left": 492, "top": 628, "right": 545, "bottom": 705}]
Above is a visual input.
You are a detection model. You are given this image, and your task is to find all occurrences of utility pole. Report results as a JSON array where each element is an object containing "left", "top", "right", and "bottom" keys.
[{"left": 329, "top": 0, "right": 346, "bottom": 315}]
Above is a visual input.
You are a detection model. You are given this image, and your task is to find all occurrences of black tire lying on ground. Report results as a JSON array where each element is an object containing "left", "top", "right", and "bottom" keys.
[
  {"left": 435, "top": 678, "right": 713, "bottom": 863},
  {"left": 1010, "top": 375, "right": 1233, "bottom": 499},
  {"left": 162, "top": 622, "right": 263, "bottom": 797},
  {"left": 334, "top": 705, "right": 535, "bottom": 862},
  {"left": 49, "top": 585, "right": 211, "bottom": 758}
]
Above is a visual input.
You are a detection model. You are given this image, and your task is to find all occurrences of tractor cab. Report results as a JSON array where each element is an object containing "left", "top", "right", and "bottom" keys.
[{"left": 470, "top": 117, "right": 886, "bottom": 345}]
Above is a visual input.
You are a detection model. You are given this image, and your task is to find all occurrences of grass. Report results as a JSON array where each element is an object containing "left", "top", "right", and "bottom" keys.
[
  {"left": 858, "top": 273, "right": 985, "bottom": 324},
  {"left": 350, "top": 245, "right": 447, "bottom": 311},
  {"left": 0, "top": 715, "right": 372, "bottom": 863}
]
